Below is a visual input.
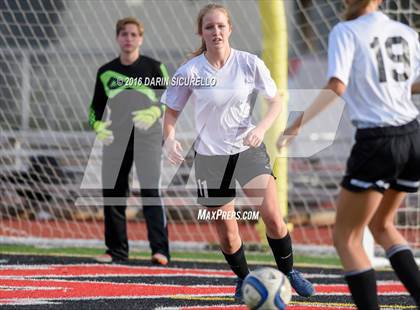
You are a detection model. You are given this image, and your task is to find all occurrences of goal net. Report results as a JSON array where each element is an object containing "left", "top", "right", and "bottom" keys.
[
  {"left": 0, "top": 0, "right": 419, "bottom": 256},
  {"left": 286, "top": 0, "right": 420, "bottom": 258}
]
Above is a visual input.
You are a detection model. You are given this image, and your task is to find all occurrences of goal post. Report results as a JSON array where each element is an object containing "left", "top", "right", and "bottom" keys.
[{"left": 258, "top": 0, "right": 289, "bottom": 242}]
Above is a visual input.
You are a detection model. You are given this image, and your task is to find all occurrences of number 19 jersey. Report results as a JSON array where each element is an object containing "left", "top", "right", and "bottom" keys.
[{"left": 327, "top": 11, "right": 420, "bottom": 128}]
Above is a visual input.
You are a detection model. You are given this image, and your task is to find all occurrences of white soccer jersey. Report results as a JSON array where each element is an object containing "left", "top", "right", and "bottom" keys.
[
  {"left": 327, "top": 11, "right": 420, "bottom": 127},
  {"left": 162, "top": 49, "right": 277, "bottom": 155}
]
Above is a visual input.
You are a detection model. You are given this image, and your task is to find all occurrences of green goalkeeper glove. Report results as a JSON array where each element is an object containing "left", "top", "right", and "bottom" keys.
[
  {"left": 132, "top": 106, "right": 161, "bottom": 130},
  {"left": 93, "top": 120, "right": 114, "bottom": 145}
]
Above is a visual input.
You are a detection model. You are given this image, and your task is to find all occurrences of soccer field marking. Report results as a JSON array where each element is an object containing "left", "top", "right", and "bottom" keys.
[
  {"left": 0, "top": 277, "right": 236, "bottom": 302},
  {"left": 0, "top": 299, "right": 60, "bottom": 306},
  {"left": 303, "top": 273, "right": 341, "bottom": 279},
  {"left": 289, "top": 301, "right": 417, "bottom": 309},
  {"left": 313, "top": 283, "right": 408, "bottom": 294},
  {"left": 155, "top": 306, "right": 245, "bottom": 310},
  {"left": 0, "top": 264, "right": 235, "bottom": 278},
  {"left": 289, "top": 301, "right": 355, "bottom": 309},
  {"left": 0, "top": 262, "right": 414, "bottom": 308},
  {"left": 170, "top": 295, "right": 235, "bottom": 301},
  {"left": 0, "top": 285, "right": 59, "bottom": 291},
  {"left": 155, "top": 305, "right": 413, "bottom": 310},
  {"left": 0, "top": 264, "right": 408, "bottom": 296},
  {"left": 0, "top": 264, "right": 357, "bottom": 280},
  {"left": 156, "top": 303, "right": 418, "bottom": 310}
]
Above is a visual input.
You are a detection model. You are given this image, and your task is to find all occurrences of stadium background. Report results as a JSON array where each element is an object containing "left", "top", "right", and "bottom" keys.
[{"left": 0, "top": 0, "right": 419, "bottom": 257}]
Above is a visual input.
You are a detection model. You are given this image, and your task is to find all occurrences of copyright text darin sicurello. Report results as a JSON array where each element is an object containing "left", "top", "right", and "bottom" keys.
[{"left": 121, "top": 76, "right": 217, "bottom": 87}]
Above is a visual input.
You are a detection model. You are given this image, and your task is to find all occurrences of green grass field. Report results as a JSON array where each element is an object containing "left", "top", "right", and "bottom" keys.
[{"left": 0, "top": 243, "right": 341, "bottom": 267}]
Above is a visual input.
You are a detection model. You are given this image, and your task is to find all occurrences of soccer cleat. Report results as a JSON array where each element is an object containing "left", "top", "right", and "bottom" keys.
[
  {"left": 287, "top": 269, "right": 315, "bottom": 297},
  {"left": 151, "top": 253, "right": 169, "bottom": 266},
  {"left": 234, "top": 277, "right": 244, "bottom": 301},
  {"left": 93, "top": 253, "right": 113, "bottom": 263}
]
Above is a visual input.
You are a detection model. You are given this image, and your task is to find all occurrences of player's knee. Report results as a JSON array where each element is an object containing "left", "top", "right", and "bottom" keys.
[
  {"left": 369, "top": 220, "right": 394, "bottom": 240},
  {"left": 333, "top": 228, "right": 352, "bottom": 252},
  {"left": 264, "top": 217, "right": 286, "bottom": 238},
  {"left": 219, "top": 232, "right": 241, "bottom": 253},
  {"left": 334, "top": 229, "right": 364, "bottom": 256}
]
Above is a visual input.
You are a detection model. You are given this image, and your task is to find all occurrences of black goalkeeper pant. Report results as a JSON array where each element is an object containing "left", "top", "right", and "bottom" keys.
[{"left": 102, "top": 125, "right": 169, "bottom": 261}]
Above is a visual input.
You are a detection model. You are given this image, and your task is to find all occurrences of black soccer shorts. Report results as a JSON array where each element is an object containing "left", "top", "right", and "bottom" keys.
[
  {"left": 194, "top": 143, "right": 273, "bottom": 207},
  {"left": 341, "top": 119, "right": 420, "bottom": 193}
]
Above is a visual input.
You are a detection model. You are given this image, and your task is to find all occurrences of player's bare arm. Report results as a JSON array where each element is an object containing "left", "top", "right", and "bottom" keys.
[
  {"left": 276, "top": 78, "right": 345, "bottom": 149},
  {"left": 244, "top": 92, "right": 282, "bottom": 148},
  {"left": 163, "top": 107, "right": 184, "bottom": 165}
]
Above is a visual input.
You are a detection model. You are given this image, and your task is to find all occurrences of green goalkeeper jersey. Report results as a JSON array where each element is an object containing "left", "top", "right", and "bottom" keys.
[{"left": 89, "top": 55, "right": 169, "bottom": 129}]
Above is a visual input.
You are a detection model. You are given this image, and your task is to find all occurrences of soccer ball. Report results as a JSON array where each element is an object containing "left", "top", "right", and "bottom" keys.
[{"left": 242, "top": 267, "right": 292, "bottom": 310}]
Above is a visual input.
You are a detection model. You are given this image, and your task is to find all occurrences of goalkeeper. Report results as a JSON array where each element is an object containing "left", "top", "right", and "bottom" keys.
[{"left": 88, "top": 17, "right": 170, "bottom": 265}]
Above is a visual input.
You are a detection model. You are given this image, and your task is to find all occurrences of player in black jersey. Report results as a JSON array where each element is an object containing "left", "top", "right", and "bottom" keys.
[{"left": 89, "top": 17, "right": 169, "bottom": 265}]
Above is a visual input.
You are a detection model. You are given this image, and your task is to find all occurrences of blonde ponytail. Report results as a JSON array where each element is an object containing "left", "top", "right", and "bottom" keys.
[{"left": 190, "top": 39, "right": 207, "bottom": 58}]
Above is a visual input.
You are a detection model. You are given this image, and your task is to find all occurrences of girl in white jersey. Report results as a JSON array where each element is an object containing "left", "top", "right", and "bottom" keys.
[
  {"left": 277, "top": 0, "right": 420, "bottom": 309},
  {"left": 162, "top": 3, "right": 314, "bottom": 302}
]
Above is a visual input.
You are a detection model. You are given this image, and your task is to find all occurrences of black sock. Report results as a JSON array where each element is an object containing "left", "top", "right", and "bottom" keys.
[
  {"left": 267, "top": 233, "right": 293, "bottom": 275},
  {"left": 222, "top": 244, "right": 249, "bottom": 279},
  {"left": 345, "top": 269, "right": 379, "bottom": 310},
  {"left": 387, "top": 245, "right": 420, "bottom": 306}
]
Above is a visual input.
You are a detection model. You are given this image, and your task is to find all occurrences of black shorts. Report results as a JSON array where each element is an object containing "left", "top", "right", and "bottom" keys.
[
  {"left": 342, "top": 119, "right": 420, "bottom": 193},
  {"left": 195, "top": 144, "right": 273, "bottom": 207}
]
